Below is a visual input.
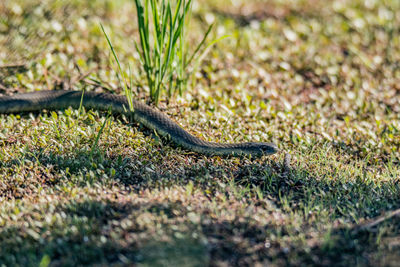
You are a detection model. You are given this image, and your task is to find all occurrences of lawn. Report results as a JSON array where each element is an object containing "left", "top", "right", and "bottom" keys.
[{"left": 0, "top": 0, "right": 399, "bottom": 266}]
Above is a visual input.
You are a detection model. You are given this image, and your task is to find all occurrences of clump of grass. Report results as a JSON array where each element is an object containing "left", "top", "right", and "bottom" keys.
[
  {"left": 134, "top": 0, "right": 215, "bottom": 104},
  {"left": 103, "top": 0, "right": 221, "bottom": 106}
]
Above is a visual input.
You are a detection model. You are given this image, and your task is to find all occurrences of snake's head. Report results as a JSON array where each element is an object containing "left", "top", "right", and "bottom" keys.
[
  {"left": 256, "top": 142, "right": 279, "bottom": 156},
  {"left": 240, "top": 142, "right": 279, "bottom": 157}
]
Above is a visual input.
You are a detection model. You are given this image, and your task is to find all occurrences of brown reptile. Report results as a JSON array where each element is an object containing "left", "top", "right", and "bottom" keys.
[{"left": 0, "top": 90, "right": 278, "bottom": 157}]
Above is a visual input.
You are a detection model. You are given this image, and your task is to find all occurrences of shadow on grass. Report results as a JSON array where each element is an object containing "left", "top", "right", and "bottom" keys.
[
  {"left": 0, "top": 199, "right": 210, "bottom": 266},
  {"left": 0, "top": 196, "right": 399, "bottom": 266},
  {"left": 2, "top": 144, "right": 399, "bottom": 220}
]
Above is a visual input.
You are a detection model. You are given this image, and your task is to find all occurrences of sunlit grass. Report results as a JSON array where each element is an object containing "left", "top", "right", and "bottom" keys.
[{"left": 0, "top": 0, "right": 399, "bottom": 266}]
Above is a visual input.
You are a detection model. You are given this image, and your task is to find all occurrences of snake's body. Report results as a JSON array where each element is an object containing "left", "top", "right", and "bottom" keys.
[{"left": 0, "top": 90, "right": 278, "bottom": 157}]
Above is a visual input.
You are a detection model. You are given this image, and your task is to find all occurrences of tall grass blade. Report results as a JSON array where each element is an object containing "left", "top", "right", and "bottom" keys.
[{"left": 100, "top": 24, "right": 133, "bottom": 110}]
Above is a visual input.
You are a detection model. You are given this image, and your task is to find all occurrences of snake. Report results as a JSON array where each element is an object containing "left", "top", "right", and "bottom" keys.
[{"left": 0, "top": 90, "right": 278, "bottom": 157}]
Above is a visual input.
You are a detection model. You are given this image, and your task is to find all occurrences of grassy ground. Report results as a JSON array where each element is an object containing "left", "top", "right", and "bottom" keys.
[{"left": 0, "top": 0, "right": 399, "bottom": 266}]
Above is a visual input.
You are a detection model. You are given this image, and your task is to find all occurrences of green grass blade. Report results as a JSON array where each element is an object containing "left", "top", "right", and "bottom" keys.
[
  {"left": 186, "top": 23, "right": 214, "bottom": 68},
  {"left": 90, "top": 111, "right": 111, "bottom": 159},
  {"left": 100, "top": 24, "right": 132, "bottom": 110}
]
